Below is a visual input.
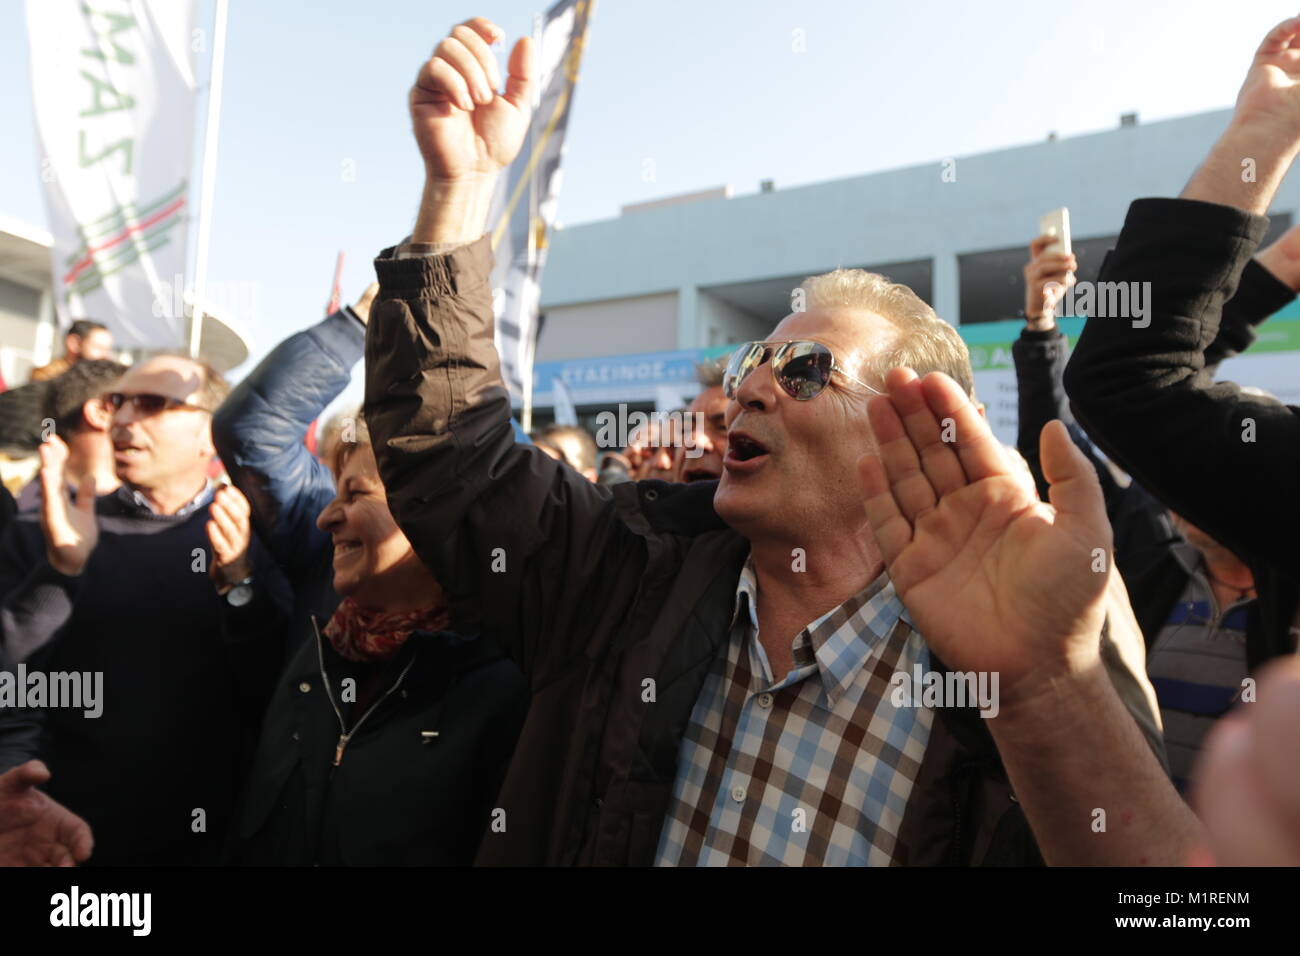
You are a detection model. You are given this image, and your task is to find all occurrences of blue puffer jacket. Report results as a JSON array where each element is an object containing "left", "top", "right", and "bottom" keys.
[{"left": 213, "top": 309, "right": 527, "bottom": 866}]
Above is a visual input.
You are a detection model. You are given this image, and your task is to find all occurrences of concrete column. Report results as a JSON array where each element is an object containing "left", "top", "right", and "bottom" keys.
[
  {"left": 677, "top": 285, "right": 697, "bottom": 349},
  {"left": 932, "top": 250, "right": 961, "bottom": 327},
  {"left": 33, "top": 287, "right": 56, "bottom": 366}
]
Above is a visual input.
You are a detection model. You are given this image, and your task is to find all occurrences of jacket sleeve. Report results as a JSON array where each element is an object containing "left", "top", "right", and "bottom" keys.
[
  {"left": 213, "top": 309, "right": 364, "bottom": 580},
  {"left": 1063, "top": 198, "right": 1300, "bottom": 579},
  {"left": 363, "top": 237, "right": 640, "bottom": 682},
  {"left": 1204, "top": 257, "right": 1295, "bottom": 373},
  {"left": 1011, "top": 327, "right": 1122, "bottom": 510},
  {"left": 0, "top": 642, "right": 44, "bottom": 773},
  {"left": 0, "top": 519, "right": 81, "bottom": 664}
]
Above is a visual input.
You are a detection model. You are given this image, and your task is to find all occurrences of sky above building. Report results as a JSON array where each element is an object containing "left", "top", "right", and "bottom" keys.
[{"left": 2, "top": 0, "right": 1297, "bottom": 371}]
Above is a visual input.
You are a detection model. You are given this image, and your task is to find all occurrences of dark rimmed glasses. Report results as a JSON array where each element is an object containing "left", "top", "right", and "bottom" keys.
[
  {"left": 105, "top": 392, "right": 212, "bottom": 416},
  {"left": 722, "top": 340, "right": 882, "bottom": 402}
]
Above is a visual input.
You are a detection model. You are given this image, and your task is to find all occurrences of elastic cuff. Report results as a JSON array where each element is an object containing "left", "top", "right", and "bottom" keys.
[
  {"left": 1124, "top": 197, "right": 1270, "bottom": 246},
  {"left": 374, "top": 235, "right": 494, "bottom": 298}
]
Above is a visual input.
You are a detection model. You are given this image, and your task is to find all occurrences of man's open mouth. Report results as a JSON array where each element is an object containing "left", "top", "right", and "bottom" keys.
[{"left": 725, "top": 433, "right": 769, "bottom": 465}]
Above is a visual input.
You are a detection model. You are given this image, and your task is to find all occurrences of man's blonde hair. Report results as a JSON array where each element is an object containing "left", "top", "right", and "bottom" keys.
[{"left": 796, "top": 269, "right": 975, "bottom": 399}]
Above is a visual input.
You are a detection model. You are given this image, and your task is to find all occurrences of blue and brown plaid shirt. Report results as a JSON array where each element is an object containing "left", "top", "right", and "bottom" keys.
[{"left": 654, "top": 556, "right": 933, "bottom": 866}]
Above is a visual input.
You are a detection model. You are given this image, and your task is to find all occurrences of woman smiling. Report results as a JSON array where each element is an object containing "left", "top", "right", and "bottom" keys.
[{"left": 210, "top": 296, "right": 526, "bottom": 866}]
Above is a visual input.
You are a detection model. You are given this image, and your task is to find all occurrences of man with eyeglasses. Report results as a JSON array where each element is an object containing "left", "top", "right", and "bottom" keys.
[
  {"left": 359, "top": 18, "right": 1167, "bottom": 867},
  {"left": 0, "top": 354, "right": 288, "bottom": 865}
]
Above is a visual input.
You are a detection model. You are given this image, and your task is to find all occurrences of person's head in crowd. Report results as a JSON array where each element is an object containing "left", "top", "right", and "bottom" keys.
[
  {"left": 316, "top": 411, "right": 443, "bottom": 610},
  {"left": 624, "top": 413, "right": 683, "bottom": 482},
  {"left": 532, "top": 433, "right": 563, "bottom": 460},
  {"left": 317, "top": 405, "right": 360, "bottom": 471},
  {"left": 534, "top": 424, "right": 598, "bottom": 482},
  {"left": 108, "top": 354, "right": 229, "bottom": 513},
  {"left": 63, "top": 320, "right": 114, "bottom": 364},
  {"left": 676, "top": 357, "right": 729, "bottom": 483},
  {"left": 46, "top": 358, "right": 127, "bottom": 493},
  {"left": 714, "top": 268, "right": 974, "bottom": 551},
  {"left": 1168, "top": 510, "right": 1254, "bottom": 583}
]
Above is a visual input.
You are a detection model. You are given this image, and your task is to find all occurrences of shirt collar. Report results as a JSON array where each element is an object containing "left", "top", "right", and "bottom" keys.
[
  {"left": 730, "top": 553, "right": 909, "bottom": 706},
  {"left": 116, "top": 479, "right": 215, "bottom": 518},
  {"left": 1168, "top": 539, "right": 1203, "bottom": 580}
]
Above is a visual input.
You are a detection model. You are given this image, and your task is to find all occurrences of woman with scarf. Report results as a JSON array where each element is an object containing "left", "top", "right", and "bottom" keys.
[{"left": 209, "top": 293, "right": 526, "bottom": 866}]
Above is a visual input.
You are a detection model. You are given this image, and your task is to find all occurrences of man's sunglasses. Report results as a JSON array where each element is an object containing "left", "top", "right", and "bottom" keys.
[
  {"left": 105, "top": 392, "right": 211, "bottom": 416},
  {"left": 722, "top": 340, "right": 883, "bottom": 402}
]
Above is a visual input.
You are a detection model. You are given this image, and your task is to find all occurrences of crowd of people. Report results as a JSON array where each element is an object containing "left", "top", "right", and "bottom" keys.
[{"left": 2, "top": 14, "right": 1300, "bottom": 868}]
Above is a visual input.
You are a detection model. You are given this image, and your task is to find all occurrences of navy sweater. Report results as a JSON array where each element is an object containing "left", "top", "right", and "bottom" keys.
[{"left": 0, "top": 490, "right": 288, "bottom": 865}]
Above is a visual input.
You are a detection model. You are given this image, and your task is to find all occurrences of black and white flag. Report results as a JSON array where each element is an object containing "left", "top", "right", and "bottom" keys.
[{"left": 488, "top": 0, "right": 594, "bottom": 416}]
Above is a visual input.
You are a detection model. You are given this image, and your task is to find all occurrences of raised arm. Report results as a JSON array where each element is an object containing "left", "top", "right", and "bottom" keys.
[
  {"left": 1064, "top": 17, "right": 1300, "bottom": 579},
  {"left": 212, "top": 304, "right": 366, "bottom": 580},
  {"left": 858, "top": 369, "right": 1201, "bottom": 865},
  {"left": 1013, "top": 235, "right": 1129, "bottom": 507},
  {"left": 0, "top": 439, "right": 94, "bottom": 663},
  {"left": 365, "top": 19, "right": 633, "bottom": 677},
  {"left": 1206, "top": 256, "right": 1295, "bottom": 371}
]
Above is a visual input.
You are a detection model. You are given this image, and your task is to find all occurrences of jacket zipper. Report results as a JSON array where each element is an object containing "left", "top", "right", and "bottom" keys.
[{"left": 311, "top": 615, "right": 419, "bottom": 767}]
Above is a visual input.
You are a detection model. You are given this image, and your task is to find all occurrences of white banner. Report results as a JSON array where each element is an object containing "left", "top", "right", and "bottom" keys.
[{"left": 27, "top": 0, "right": 200, "bottom": 348}]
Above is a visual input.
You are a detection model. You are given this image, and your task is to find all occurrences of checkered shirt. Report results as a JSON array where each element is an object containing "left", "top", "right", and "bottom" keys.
[{"left": 654, "top": 556, "right": 933, "bottom": 866}]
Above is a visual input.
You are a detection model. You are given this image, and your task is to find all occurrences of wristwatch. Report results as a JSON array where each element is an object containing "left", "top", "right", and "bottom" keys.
[{"left": 223, "top": 575, "right": 255, "bottom": 608}]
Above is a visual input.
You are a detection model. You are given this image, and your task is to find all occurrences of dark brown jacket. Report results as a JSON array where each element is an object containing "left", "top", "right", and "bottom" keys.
[{"left": 364, "top": 237, "right": 1164, "bottom": 866}]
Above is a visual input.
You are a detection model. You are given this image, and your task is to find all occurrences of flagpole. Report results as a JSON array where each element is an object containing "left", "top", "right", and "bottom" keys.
[
  {"left": 520, "top": 10, "right": 544, "bottom": 435},
  {"left": 189, "top": 0, "right": 229, "bottom": 359},
  {"left": 327, "top": 250, "right": 345, "bottom": 315}
]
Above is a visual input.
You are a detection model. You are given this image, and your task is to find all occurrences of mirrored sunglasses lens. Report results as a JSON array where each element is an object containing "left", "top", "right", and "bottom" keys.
[
  {"left": 776, "top": 343, "right": 833, "bottom": 400},
  {"left": 723, "top": 343, "right": 763, "bottom": 398}
]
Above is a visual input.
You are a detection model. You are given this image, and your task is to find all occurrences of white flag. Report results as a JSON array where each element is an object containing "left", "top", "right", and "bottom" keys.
[
  {"left": 551, "top": 376, "right": 578, "bottom": 426},
  {"left": 489, "top": 0, "right": 594, "bottom": 408},
  {"left": 27, "top": 0, "right": 200, "bottom": 348}
]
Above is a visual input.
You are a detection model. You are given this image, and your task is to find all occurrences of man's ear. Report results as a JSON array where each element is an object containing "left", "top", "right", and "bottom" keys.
[
  {"left": 65, "top": 333, "right": 81, "bottom": 359},
  {"left": 82, "top": 397, "right": 113, "bottom": 432}
]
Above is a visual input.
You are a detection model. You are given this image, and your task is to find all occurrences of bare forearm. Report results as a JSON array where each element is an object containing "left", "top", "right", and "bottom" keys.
[
  {"left": 1181, "top": 120, "right": 1298, "bottom": 215},
  {"left": 990, "top": 663, "right": 1203, "bottom": 866},
  {"left": 411, "top": 174, "right": 498, "bottom": 246}
]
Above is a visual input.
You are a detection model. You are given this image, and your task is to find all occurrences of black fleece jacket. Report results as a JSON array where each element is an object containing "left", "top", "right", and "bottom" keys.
[{"left": 1063, "top": 197, "right": 1300, "bottom": 668}]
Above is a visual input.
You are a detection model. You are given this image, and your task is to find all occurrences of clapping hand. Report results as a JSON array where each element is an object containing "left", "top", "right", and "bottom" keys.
[{"left": 857, "top": 368, "right": 1111, "bottom": 704}]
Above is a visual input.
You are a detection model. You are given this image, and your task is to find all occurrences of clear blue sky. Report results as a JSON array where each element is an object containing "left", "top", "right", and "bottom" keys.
[{"left": 3, "top": 0, "right": 1298, "bottom": 374}]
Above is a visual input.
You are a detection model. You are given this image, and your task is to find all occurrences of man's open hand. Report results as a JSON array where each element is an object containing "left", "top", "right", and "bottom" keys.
[
  {"left": 39, "top": 436, "right": 98, "bottom": 577},
  {"left": 411, "top": 18, "right": 535, "bottom": 183},
  {"left": 1232, "top": 17, "right": 1300, "bottom": 142},
  {"left": 0, "top": 761, "right": 93, "bottom": 867},
  {"left": 857, "top": 368, "right": 1111, "bottom": 703}
]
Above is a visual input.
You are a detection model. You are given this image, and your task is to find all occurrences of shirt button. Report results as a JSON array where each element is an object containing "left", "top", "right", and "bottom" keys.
[
  {"left": 298, "top": 681, "right": 311, "bottom": 693},
  {"left": 758, "top": 693, "right": 773, "bottom": 709},
  {"left": 291, "top": 731, "right": 300, "bottom": 741},
  {"left": 731, "top": 786, "right": 746, "bottom": 803}
]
